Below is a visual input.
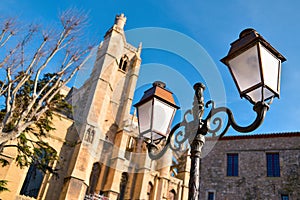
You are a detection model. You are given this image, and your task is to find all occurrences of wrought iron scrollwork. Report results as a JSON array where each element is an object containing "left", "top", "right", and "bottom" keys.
[
  {"left": 146, "top": 83, "right": 206, "bottom": 160},
  {"left": 145, "top": 109, "right": 196, "bottom": 160},
  {"left": 204, "top": 100, "right": 269, "bottom": 138},
  {"left": 145, "top": 82, "right": 270, "bottom": 160},
  {"left": 143, "top": 82, "right": 270, "bottom": 200}
]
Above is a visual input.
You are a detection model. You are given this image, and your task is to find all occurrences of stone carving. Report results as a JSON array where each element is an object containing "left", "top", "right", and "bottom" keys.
[{"left": 85, "top": 127, "right": 95, "bottom": 143}]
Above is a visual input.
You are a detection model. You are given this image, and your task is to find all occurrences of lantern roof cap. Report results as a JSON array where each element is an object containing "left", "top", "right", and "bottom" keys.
[
  {"left": 239, "top": 28, "right": 258, "bottom": 38},
  {"left": 221, "top": 28, "right": 286, "bottom": 65},
  {"left": 152, "top": 81, "right": 166, "bottom": 88},
  {"left": 134, "top": 81, "right": 179, "bottom": 109}
]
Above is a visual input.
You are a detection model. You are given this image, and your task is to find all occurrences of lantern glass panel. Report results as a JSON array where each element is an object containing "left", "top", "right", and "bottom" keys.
[
  {"left": 260, "top": 43, "right": 281, "bottom": 94},
  {"left": 143, "top": 131, "right": 163, "bottom": 141},
  {"left": 246, "top": 87, "right": 274, "bottom": 103},
  {"left": 228, "top": 45, "right": 261, "bottom": 93},
  {"left": 137, "top": 100, "right": 153, "bottom": 135},
  {"left": 152, "top": 98, "right": 177, "bottom": 137}
]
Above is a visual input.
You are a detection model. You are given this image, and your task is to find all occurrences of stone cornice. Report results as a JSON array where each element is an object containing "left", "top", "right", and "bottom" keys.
[{"left": 212, "top": 132, "right": 300, "bottom": 140}]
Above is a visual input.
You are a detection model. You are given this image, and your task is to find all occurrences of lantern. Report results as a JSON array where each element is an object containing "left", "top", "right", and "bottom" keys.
[
  {"left": 134, "top": 81, "right": 179, "bottom": 141},
  {"left": 221, "top": 28, "right": 286, "bottom": 104}
]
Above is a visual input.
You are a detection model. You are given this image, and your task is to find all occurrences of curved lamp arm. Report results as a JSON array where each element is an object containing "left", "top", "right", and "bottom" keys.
[
  {"left": 204, "top": 100, "right": 269, "bottom": 137},
  {"left": 146, "top": 123, "right": 181, "bottom": 160},
  {"left": 146, "top": 110, "right": 196, "bottom": 160},
  {"left": 144, "top": 83, "right": 270, "bottom": 160}
]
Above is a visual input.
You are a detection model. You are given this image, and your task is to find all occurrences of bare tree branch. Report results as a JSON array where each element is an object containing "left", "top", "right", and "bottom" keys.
[
  {"left": 2, "top": 67, "right": 12, "bottom": 128},
  {"left": 0, "top": 9, "right": 92, "bottom": 156},
  {"left": 0, "top": 20, "right": 16, "bottom": 48}
]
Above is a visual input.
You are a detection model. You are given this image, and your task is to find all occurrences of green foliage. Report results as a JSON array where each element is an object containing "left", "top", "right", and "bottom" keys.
[
  {"left": 0, "top": 9, "right": 90, "bottom": 193},
  {"left": 0, "top": 72, "right": 71, "bottom": 176},
  {"left": 15, "top": 132, "right": 59, "bottom": 174},
  {"left": 0, "top": 180, "right": 9, "bottom": 192},
  {"left": 0, "top": 157, "right": 9, "bottom": 167}
]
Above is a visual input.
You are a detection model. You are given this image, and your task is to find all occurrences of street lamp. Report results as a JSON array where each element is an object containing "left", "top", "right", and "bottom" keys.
[
  {"left": 221, "top": 28, "right": 286, "bottom": 104},
  {"left": 134, "top": 28, "right": 286, "bottom": 200},
  {"left": 134, "top": 81, "right": 179, "bottom": 142}
]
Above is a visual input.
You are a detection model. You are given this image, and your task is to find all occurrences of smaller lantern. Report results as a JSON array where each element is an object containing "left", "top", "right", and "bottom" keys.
[{"left": 134, "top": 81, "right": 179, "bottom": 141}]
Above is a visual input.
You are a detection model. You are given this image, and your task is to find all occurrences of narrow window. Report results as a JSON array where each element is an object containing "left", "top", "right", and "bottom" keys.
[
  {"left": 168, "top": 189, "right": 176, "bottom": 200},
  {"left": 267, "top": 153, "right": 280, "bottom": 177},
  {"left": 119, "top": 55, "right": 128, "bottom": 72},
  {"left": 227, "top": 153, "right": 238, "bottom": 176},
  {"left": 147, "top": 182, "right": 153, "bottom": 200},
  {"left": 20, "top": 150, "right": 48, "bottom": 198},
  {"left": 20, "top": 164, "right": 44, "bottom": 198},
  {"left": 281, "top": 194, "right": 289, "bottom": 200},
  {"left": 86, "top": 162, "right": 101, "bottom": 195},
  {"left": 118, "top": 172, "right": 128, "bottom": 200},
  {"left": 125, "top": 137, "right": 135, "bottom": 160},
  {"left": 207, "top": 192, "right": 215, "bottom": 200}
]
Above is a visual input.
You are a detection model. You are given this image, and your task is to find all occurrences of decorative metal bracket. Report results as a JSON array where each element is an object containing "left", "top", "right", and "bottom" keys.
[
  {"left": 204, "top": 100, "right": 269, "bottom": 137},
  {"left": 145, "top": 82, "right": 269, "bottom": 160}
]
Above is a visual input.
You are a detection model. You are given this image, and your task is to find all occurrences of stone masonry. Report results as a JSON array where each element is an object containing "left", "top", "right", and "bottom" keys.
[{"left": 200, "top": 132, "right": 300, "bottom": 200}]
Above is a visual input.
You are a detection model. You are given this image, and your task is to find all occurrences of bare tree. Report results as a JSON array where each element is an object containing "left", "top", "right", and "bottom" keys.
[{"left": 0, "top": 9, "right": 92, "bottom": 178}]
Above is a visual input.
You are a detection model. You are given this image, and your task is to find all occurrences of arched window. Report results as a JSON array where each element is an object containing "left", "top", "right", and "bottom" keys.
[
  {"left": 86, "top": 162, "right": 101, "bottom": 195},
  {"left": 168, "top": 189, "right": 176, "bottom": 200},
  {"left": 118, "top": 172, "right": 129, "bottom": 200},
  {"left": 147, "top": 182, "right": 153, "bottom": 200},
  {"left": 20, "top": 150, "right": 48, "bottom": 198},
  {"left": 119, "top": 55, "right": 129, "bottom": 71},
  {"left": 20, "top": 164, "right": 44, "bottom": 198}
]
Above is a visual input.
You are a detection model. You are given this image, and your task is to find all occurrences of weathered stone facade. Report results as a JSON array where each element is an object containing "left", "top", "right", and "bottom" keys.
[
  {"left": 0, "top": 14, "right": 190, "bottom": 200},
  {"left": 1, "top": 13, "right": 299, "bottom": 200},
  {"left": 200, "top": 133, "right": 300, "bottom": 200}
]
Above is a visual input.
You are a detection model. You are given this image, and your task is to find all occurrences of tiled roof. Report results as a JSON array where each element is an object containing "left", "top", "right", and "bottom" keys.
[{"left": 216, "top": 132, "right": 300, "bottom": 140}]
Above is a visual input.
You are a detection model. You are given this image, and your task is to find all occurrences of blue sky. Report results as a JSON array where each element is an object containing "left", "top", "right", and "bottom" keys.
[{"left": 1, "top": 0, "right": 299, "bottom": 135}]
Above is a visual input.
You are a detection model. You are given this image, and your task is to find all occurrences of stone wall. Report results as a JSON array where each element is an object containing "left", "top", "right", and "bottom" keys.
[
  {"left": 0, "top": 113, "right": 75, "bottom": 200},
  {"left": 199, "top": 133, "right": 300, "bottom": 200}
]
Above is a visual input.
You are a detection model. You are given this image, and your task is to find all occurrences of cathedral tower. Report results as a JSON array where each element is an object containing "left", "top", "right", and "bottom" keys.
[{"left": 60, "top": 13, "right": 142, "bottom": 199}]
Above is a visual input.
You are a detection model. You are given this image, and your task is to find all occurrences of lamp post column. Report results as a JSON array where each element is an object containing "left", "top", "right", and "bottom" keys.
[
  {"left": 188, "top": 133, "right": 205, "bottom": 200},
  {"left": 188, "top": 83, "right": 206, "bottom": 200}
]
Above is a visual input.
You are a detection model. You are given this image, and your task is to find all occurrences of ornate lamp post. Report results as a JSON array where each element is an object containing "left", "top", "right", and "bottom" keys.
[{"left": 134, "top": 28, "right": 286, "bottom": 200}]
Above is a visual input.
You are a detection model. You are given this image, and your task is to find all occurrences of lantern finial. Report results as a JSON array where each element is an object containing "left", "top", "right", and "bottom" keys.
[
  {"left": 239, "top": 28, "right": 257, "bottom": 38},
  {"left": 153, "top": 81, "right": 166, "bottom": 88}
]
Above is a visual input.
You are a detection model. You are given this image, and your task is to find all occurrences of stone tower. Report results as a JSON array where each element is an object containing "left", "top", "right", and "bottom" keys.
[
  {"left": 0, "top": 13, "right": 189, "bottom": 200},
  {"left": 59, "top": 13, "right": 142, "bottom": 199}
]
